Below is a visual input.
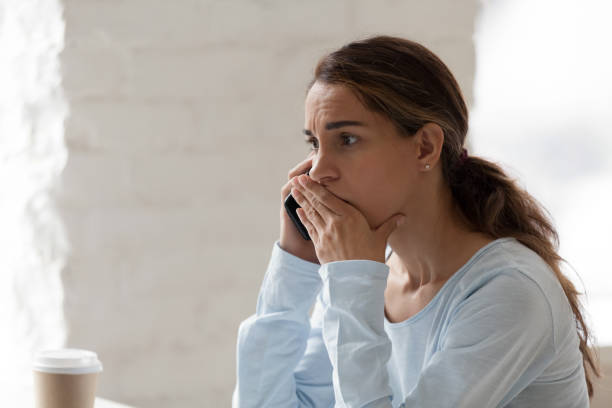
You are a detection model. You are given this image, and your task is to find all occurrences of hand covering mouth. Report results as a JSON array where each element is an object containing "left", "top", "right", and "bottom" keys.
[
  {"left": 319, "top": 183, "right": 351, "bottom": 205},
  {"left": 337, "top": 196, "right": 351, "bottom": 205}
]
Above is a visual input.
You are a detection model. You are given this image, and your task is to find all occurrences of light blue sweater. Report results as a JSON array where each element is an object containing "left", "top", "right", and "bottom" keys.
[{"left": 232, "top": 237, "right": 588, "bottom": 407}]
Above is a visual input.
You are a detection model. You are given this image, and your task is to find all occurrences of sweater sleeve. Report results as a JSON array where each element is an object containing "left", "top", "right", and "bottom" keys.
[
  {"left": 317, "top": 260, "right": 394, "bottom": 407},
  {"left": 232, "top": 241, "right": 334, "bottom": 408},
  {"left": 317, "top": 261, "right": 557, "bottom": 408}
]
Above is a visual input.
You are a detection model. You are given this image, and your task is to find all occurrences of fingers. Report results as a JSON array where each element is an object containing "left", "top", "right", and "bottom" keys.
[
  {"left": 294, "top": 175, "right": 345, "bottom": 216},
  {"left": 280, "top": 174, "right": 306, "bottom": 201},
  {"left": 282, "top": 156, "right": 313, "bottom": 199},
  {"left": 280, "top": 179, "right": 292, "bottom": 200},
  {"left": 296, "top": 206, "right": 319, "bottom": 242},
  {"left": 292, "top": 183, "right": 335, "bottom": 222},
  {"left": 291, "top": 186, "right": 326, "bottom": 231},
  {"left": 287, "top": 156, "right": 313, "bottom": 180}
]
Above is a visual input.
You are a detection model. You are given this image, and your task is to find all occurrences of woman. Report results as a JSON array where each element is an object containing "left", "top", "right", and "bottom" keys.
[{"left": 232, "top": 36, "right": 600, "bottom": 407}]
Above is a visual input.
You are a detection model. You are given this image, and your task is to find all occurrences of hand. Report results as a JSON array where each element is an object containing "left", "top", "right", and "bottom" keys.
[
  {"left": 290, "top": 174, "right": 405, "bottom": 264},
  {"left": 279, "top": 156, "right": 319, "bottom": 264}
]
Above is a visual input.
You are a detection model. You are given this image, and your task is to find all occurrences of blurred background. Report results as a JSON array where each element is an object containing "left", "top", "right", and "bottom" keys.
[{"left": 0, "top": 0, "right": 610, "bottom": 406}]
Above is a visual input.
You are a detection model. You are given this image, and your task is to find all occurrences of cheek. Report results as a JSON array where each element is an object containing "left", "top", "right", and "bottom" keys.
[
  {"left": 341, "top": 152, "right": 412, "bottom": 222},
  {"left": 360, "top": 161, "right": 406, "bottom": 201},
  {"left": 349, "top": 179, "right": 401, "bottom": 225},
  {"left": 356, "top": 164, "right": 416, "bottom": 221}
]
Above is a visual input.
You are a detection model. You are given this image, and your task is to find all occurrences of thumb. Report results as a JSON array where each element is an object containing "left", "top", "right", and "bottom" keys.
[{"left": 376, "top": 214, "right": 405, "bottom": 240}]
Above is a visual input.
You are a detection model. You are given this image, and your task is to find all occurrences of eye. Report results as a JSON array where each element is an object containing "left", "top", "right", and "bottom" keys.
[
  {"left": 305, "top": 136, "right": 318, "bottom": 151},
  {"left": 305, "top": 133, "right": 358, "bottom": 151},
  {"left": 340, "top": 133, "right": 358, "bottom": 146}
]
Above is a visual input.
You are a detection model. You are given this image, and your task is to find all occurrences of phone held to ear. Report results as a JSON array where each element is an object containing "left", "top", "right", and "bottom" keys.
[{"left": 284, "top": 170, "right": 311, "bottom": 241}]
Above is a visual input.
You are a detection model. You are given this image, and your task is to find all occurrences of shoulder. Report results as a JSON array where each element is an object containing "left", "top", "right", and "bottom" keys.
[
  {"left": 447, "top": 238, "right": 573, "bottom": 350},
  {"left": 456, "top": 237, "right": 568, "bottom": 306}
]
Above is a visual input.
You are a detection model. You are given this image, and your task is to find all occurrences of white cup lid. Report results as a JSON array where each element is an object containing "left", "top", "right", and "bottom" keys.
[{"left": 33, "top": 349, "right": 103, "bottom": 375}]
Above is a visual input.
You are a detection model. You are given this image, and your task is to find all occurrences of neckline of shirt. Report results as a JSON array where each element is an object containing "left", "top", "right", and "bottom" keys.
[{"left": 383, "top": 236, "right": 517, "bottom": 328}]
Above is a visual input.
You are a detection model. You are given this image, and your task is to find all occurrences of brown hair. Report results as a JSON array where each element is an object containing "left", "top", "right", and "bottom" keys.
[{"left": 309, "top": 35, "right": 601, "bottom": 397}]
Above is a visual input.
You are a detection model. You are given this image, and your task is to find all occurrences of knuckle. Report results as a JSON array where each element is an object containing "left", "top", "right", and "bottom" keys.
[{"left": 328, "top": 220, "right": 339, "bottom": 232}]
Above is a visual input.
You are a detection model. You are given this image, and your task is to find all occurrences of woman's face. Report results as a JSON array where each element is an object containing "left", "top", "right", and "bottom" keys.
[{"left": 304, "top": 81, "right": 422, "bottom": 228}]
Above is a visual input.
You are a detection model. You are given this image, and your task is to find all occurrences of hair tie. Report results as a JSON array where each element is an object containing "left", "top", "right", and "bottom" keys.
[{"left": 459, "top": 148, "right": 468, "bottom": 165}]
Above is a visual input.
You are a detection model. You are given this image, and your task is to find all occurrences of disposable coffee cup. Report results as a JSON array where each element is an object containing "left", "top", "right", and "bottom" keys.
[{"left": 33, "top": 348, "right": 103, "bottom": 408}]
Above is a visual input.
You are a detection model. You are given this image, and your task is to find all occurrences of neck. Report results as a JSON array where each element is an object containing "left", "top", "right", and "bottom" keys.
[{"left": 387, "top": 183, "right": 490, "bottom": 292}]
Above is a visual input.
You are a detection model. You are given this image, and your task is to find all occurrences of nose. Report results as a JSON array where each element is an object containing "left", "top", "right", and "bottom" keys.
[{"left": 307, "top": 151, "right": 338, "bottom": 185}]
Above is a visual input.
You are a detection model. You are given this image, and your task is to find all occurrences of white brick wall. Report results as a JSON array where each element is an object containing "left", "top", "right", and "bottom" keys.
[{"left": 58, "top": 1, "right": 479, "bottom": 406}]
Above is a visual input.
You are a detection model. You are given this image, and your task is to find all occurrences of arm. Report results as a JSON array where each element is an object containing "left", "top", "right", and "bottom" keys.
[
  {"left": 232, "top": 241, "right": 334, "bottom": 408},
  {"left": 317, "top": 261, "right": 556, "bottom": 408},
  {"left": 294, "top": 293, "right": 335, "bottom": 407}
]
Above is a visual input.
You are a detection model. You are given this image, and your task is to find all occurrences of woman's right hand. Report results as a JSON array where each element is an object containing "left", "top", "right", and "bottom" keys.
[{"left": 279, "top": 156, "right": 320, "bottom": 265}]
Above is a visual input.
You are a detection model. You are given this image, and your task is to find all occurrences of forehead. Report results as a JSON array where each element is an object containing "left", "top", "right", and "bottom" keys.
[{"left": 304, "top": 82, "right": 372, "bottom": 122}]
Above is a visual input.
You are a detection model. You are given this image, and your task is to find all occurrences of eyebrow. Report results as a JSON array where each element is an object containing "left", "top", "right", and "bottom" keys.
[{"left": 303, "top": 120, "right": 366, "bottom": 136}]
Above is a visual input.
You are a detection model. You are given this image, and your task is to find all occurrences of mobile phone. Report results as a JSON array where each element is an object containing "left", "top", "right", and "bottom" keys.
[{"left": 284, "top": 170, "right": 311, "bottom": 240}]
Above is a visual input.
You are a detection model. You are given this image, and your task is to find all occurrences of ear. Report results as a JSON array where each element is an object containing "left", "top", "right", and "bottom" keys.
[{"left": 415, "top": 122, "right": 444, "bottom": 170}]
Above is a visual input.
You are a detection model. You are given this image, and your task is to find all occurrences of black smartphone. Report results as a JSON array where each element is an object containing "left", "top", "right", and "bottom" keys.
[{"left": 283, "top": 170, "right": 311, "bottom": 240}]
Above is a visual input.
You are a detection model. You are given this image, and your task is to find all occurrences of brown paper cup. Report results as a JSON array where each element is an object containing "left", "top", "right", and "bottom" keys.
[{"left": 33, "top": 349, "right": 103, "bottom": 408}]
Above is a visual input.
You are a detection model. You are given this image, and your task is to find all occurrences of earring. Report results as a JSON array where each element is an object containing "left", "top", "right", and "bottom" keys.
[{"left": 425, "top": 164, "right": 431, "bottom": 170}]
